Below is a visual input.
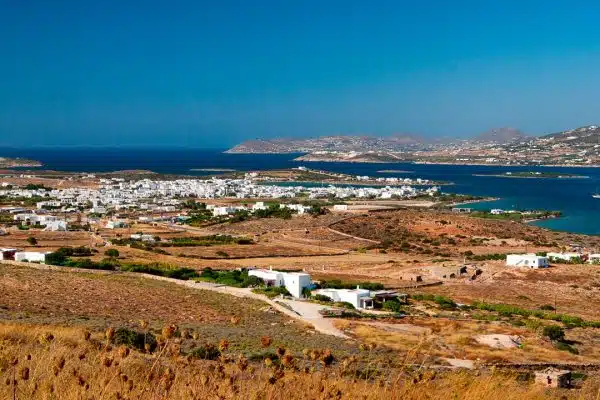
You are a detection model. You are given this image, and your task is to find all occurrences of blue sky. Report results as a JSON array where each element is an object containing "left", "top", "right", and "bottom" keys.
[{"left": 2, "top": 0, "right": 600, "bottom": 147}]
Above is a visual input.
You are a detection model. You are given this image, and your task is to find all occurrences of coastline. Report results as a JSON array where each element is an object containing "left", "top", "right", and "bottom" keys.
[
  {"left": 472, "top": 173, "right": 590, "bottom": 179},
  {"left": 447, "top": 197, "right": 500, "bottom": 207},
  {"left": 262, "top": 179, "right": 453, "bottom": 187}
]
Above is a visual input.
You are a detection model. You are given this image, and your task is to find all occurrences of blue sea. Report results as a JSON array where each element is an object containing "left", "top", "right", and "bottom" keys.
[{"left": 1, "top": 147, "right": 599, "bottom": 235}]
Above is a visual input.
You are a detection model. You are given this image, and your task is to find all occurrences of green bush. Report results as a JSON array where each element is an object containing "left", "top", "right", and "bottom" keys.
[
  {"left": 113, "top": 327, "right": 157, "bottom": 352},
  {"left": 105, "top": 248, "right": 120, "bottom": 258},
  {"left": 198, "top": 268, "right": 262, "bottom": 288},
  {"left": 334, "top": 301, "right": 355, "bottom": 310},
  {"left": 190, "top": 344, "right": 221, "bottom": 360},
  {"left": 320, "top": 279, "right": 383, "bottom": 291},
  {"left": 555, "top": 341, "right": 578, "bottom": 354},
  {"left": 313, "top": 294, "right": 332, "bottom": 302},
  {"left": 253, "top": 286, "right": 290, "bottom": 298},
  {"left": 382, "top": 300, "right": 402, "bottom": 313},
  {"left": 543, "top": 325, "right": 565, "bottom": 341},
  {"left": 120, "top": 263, "right": 200, "bottom": 280}
]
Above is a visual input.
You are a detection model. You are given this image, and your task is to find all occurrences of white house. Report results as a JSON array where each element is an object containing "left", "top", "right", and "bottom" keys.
[
  {"left": 506, "top": 254, "right": 549, "bottom": 268},
  {"left": 332, "top": 204, "right": 349, "bottom": 212},
  {"left": 248, "top": 268, "right": 312, "bottom": 298},
  {"left": 312, "top": 287, "right": 374, "bottom": 309},
  {"left": 15, "top": 251, "right": 50, "bottom": 263},
  {"left": 44, "top": 220, "right": 68, "bottom": 232},
  {"left": 547, "top": 252, "right": 582, "bottom": 263},
  {"left": 588, "top": 254, "right": 600, "bottom": 264},
  {"left": 130, "top": 233, "right": 155, "bottom": 242},
  {"left": 252, "top": 202, "right": 267, "bottom": 211},
  {"left": 106, "top": 220, "right": 128, "bottom": 229}
]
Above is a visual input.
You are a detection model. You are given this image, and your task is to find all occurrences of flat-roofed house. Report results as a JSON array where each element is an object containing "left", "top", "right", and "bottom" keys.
[
  {"left": 248, "top": 268, "right": 312, "bottom": 298},
  {"left": 506, "top": 254, "right": 549, "bottom": 268},
  {"left": 312, "top": 287, "right": 374, "bottom": 309}
]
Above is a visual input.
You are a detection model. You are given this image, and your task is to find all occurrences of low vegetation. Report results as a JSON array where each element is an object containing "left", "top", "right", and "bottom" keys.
[{"left": 196, "top": 267, "right": 262, "bottom": 287}]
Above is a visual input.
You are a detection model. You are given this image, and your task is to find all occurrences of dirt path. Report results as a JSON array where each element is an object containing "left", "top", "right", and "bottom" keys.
[
  {"left": 218, "top": 252, "right": 394, "bottom": 268},
  {"left": 325, "top": 227, "right": 380, "bottom": 244},
  {"left": 277, "top": 299, "right": 349, "bottom": 338}
]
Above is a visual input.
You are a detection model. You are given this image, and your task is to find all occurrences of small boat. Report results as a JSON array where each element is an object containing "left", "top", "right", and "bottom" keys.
[{"left": 593, "top": 194, "right": 600, "bottom": 199}]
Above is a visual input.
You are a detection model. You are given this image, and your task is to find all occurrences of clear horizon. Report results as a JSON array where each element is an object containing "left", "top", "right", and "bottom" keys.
[{"left": 2, "top": 1, "right": 600, "bottom": 147}]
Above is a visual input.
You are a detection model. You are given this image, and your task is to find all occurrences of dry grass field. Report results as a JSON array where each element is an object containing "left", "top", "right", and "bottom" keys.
[
  {"left": 2, "top": 322, "right": 593, "bottom": 399},
  {"left": 0, "top": 229, "right": 94, "bottom": 251},
  {"left": 0, "top": 264, "right": 353, "bottom": 356},
  {"left": 5, "top": 206, "right": 600, "bottom": 398}
]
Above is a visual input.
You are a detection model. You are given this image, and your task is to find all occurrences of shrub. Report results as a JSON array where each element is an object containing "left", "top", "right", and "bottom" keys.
[
  {"left": 113, "top": 327, "right": 157, "bottom": 352},
  {"left": 555, "top": 341, "right": 578, "bottom": 354},
  {"left": 320, "top": 279, "right": 383, "bottom": 291},
  {"left": 190, "top": 344, "right": 221, "bottom": 360},
  {"left": 434, "top": 295, "right": 457, "bottom": 310},
  {"left": 543, "top": 325, "right": 565, "bottom": 341},
  {"left": 253, "top": 286, "right": 290, "bottom": 298},
  {"left": 334, "top": 301, "right": 355, "bottom": 310},
  {"left": 105, "top": 249, "right": 120, "bottom": 258},
  {"left": 382, "top": 300, "right": 402, "bottom": 313},
  {"left": 313, "top": 294, "right": 333, "bottom": 302},
  {"left": 26, "top": 236, "right": 37, "bottom": 245},
  {"left": 45, "top": 251, "right": 68, "bottom": 266},
  {"left": 539, "top": 304, "right": 555, "bottom": 311}
]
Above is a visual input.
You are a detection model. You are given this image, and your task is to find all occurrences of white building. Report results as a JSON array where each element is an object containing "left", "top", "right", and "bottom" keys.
[
  {"left": 130, "top": 233, "right": 155, "bottom": 242},
  {"left": 312, "top": 287, "right": 374, "bottom": 309},
  {"left": 332, "top": 204, "right": 349, "bottom": 212},
  {"left": 248, "top": 268, "right": 312, "bottom": 298},
  {"left": 589, "top": 254, "right": 600, "bottom": 264},
  {"left": 106, "top": 220, "right": 128, "bottom": 229},
  {"left": 547, "top": 252, "right": 582, "bottom": 263},
  {"left": 15, "top": 251, "right": 50, "bottom": 263},
  {"left": 506, "top": 254, "right": 549, "bottom": 268},
  {"left": 44, "top": 220, "right": 68, "bottom": 232},
  {"left": 252, "top": 202, "right": 267, "bottom": 211}
]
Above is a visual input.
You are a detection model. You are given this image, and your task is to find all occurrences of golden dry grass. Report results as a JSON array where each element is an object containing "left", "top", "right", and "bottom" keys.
[
  {"left": 0, "top": 322, "right": 595, "bottom": 400},
  {"left": 342, "top": 318, "right": 590, "bottom": 365}
]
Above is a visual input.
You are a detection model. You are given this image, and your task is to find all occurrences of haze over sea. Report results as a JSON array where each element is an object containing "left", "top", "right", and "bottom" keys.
[{"left": 2, "top": 147, "right": 599, "bottom": 235}]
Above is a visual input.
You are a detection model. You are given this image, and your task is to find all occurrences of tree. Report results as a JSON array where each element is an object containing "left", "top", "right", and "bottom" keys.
[
  {"left": 45, "top": 251, "right": 68, "bottom": 266},
  {"left": 104, "top": 249, "right": 120, "bottom": 258},
  {"left": 543, "top": 325, "right": 565, "bottom": 342},
  {"left": 26, "top": 236, "right": 37, "bottom": 246}
]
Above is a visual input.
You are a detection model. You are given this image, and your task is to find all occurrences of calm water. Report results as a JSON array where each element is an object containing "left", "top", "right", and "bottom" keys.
[{"left": 1, "top": 147, "right": 599, "bottom": 235}]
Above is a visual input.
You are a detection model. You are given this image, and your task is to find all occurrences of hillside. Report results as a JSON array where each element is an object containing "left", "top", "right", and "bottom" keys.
[
  {"left": 473, "top": 128, "right": 528, "bottom": 143},
  {"left": 225, "top": 135, "right": 428, "bottom": 154},
  {"left": 541, "top": 125, "right": 600, "bottom": 145},
  {"left": 0, "top": 157, "right": 42, "bottom": 168}
]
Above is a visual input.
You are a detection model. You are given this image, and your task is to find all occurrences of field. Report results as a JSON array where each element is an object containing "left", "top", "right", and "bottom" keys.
[
  {"left": 0, "top": 264, "right": 353, "bottom": 356},
  {"left": 5, "top": 204, "right": 600, "bottom": 398},
  {"left": 2, "top": 322, "right": 593, "bottom": 399}
]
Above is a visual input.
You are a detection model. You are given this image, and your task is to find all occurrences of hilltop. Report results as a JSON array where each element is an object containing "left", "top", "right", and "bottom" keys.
[
  {"left": 473, "top": 127, "right": 529, "bottom": 144},
  {"left": 225, "top": 135, "right": 429, "bottom": 154},
  {"left": 226, "top": 124, "right": 600, "bottom": 166},
  {"left": 0, "top": 157, "right": 42, "bottom": 168}
]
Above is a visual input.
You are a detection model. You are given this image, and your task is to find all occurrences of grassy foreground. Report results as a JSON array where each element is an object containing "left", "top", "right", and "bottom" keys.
[{"left": 0, "top": 323, "right": 597, "bottom": 400}]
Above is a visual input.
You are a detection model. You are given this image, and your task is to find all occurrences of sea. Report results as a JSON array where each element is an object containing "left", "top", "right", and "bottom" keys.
[{"left": 1, "top": 147, "right": 599, "bottom": 235}]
